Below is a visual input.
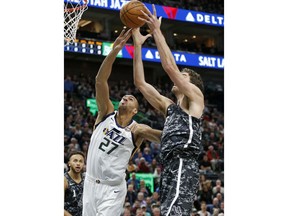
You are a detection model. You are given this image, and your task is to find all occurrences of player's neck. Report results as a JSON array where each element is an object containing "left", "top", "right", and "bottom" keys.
[
  {"left": 68, "top": 170, "right": 82, "bottom": 182},
  {"left": 116, "top": 112, "right": 132, "bottom": 127}
]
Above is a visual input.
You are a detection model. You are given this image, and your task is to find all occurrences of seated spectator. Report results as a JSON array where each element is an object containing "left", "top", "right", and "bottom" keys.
[
  {"left": 206, "top": 197, "right": 220, "bottom": 214},
  {"left": 199, "top": 154, "right": 212, "bottom": 173},
  {"left": 150, "top": 158, "right": 158, "bottom": 173},
  {"left": 127, "top": 159, "right": 138, "bottom": 174},
  {"left": 197, "top": 201, "right": 211, "bottom": 216},
  {"left": 144, "top": 197, "right": 153, "bottom": 215},
  {"left": 141, "top": 204, "right": 151, "bottom": 216},
  {"left": 127, "top": 172, "right": 140, "bottom": 191},
  {"left": 207, "top": 145, "right": 220, "bottom": 172},
  {"left": 212, "top": 179, "right": 224, "bottom": 195},
  {"left": 219, "top": 201, "right": 224, "bottom": 213},
  {"left": 134, "top": 150, "right": 143, "bottom": 166},
  {"left": 142, "top": 147, "right": 153, "bottom": 164},
  {"left": 199, "top": 181, "right": 213, "bottom": 204},
  {"left": 138, "top": 157, "right": 151, "bottom": 173},
  {"left": 191, "top": 207, "right": 198, "bottom": 216},
  {"left": 215, "top": 192, "right": 224, "bottom": 204},
  {"left": 151, "top": 206, "right": 160, "bottom": 216},
  {"left": 121, "top": 202, "right": 134, "bottom": 216},
  {"left": 150, "top": 141, "right": 161, "bottom": 158},
  {"left": 121, "top": 208, "right": 132, "bottom": 216},
  {"left": 136, "top": 192, "right": 147, "bottom": 207},
  {"left": 153, "top": 166, "right": 161, "bottom": 189},
  {"left": 137, "top": 179, "right": 152, "bottom": 197},
  {"left": 151, "top": 192, "right": 160, "bottom": 204},
  {"left": 126, "top": 184, "right": 137, "bottom": 206},
  {"left": 131, "top": 200, "right": 141, "bottom": 215}
]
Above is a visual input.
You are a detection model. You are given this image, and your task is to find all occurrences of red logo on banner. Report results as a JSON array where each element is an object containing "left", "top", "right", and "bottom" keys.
[
  {"left": 125, "top": 45, "right": 134, "bottom": 58},
  {"left": 162, "top": 6, "right": 178, "bottom": 19}
]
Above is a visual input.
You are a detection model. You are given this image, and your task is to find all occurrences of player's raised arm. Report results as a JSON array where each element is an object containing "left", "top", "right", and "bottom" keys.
[
  {"left": 95, "top": 28, "right": 132, "bottom": 125},
  {"left": 132, "top": 28, "right": 173, "bottom": 116},
  {"left": 139, "top": 5, "right": 203, "bottom": 103}
]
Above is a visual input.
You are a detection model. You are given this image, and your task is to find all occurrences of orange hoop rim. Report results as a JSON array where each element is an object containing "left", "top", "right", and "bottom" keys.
[
  {"left": 64, "top": 4, "right": 88, "bottom": 13},
  {"left": 64, "top": 0, "right": 88, "bottom": 13}
]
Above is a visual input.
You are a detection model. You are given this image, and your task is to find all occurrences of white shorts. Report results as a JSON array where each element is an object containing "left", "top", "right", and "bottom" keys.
[{"left": 82, "top": 175, "right": 127, "bottom": 216}]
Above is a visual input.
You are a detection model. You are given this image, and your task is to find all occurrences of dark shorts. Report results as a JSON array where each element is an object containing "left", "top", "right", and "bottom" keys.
[{"left": 160, "top": 157, "right": 199, "bottom": 216}]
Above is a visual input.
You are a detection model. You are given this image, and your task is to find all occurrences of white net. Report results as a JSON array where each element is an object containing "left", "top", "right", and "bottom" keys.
[{"left": 64, "top": 0, "right": 88, "bottom": 44}]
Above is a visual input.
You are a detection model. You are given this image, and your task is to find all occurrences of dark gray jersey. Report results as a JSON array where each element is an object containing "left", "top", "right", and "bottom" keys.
[
  {"left": 64, "top": 172, "right": 85, "bottom": 216},
  {"left": 160, "top": 104, "right": 203, "bottom": 162}
]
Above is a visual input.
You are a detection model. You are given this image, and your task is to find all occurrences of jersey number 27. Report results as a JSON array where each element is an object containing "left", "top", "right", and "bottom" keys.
[{"left": 99, "top": 137, "right": 119, "bottom": 154}]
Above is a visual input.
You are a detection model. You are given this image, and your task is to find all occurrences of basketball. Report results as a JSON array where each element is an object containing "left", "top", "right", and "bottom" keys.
[{"left": 120, "top": 0, "right": 149, "bottom": 28}]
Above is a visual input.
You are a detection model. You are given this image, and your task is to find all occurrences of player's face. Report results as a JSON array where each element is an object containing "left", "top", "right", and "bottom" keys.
[
  {"left": 119, "top": 95, "right": 138, "bottom": 112},
  {"left": 69, "top": 154, "right": 85, "bottom": 173},
  {"left": 172, "top": 72, "right": 190, "bottom": 93}
]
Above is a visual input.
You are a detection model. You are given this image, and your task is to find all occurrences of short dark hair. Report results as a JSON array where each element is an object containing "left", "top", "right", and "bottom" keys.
[
  {"left": 68, "top": 151, "right": 85, "bottom": 161},
  {"left": 181, "top": 68, "right": 204, "bottom": 94}
]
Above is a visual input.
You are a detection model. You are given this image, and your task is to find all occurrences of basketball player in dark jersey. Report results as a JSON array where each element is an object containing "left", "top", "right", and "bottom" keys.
[
  {"left": 132, "top": 5, "right": 205, "bottom": 215},
  {"left": 64, "top": 151, "right": 86, "bottom": 216}
]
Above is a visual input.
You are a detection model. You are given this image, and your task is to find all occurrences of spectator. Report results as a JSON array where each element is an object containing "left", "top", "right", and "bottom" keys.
[
  {"left": 207, "top": 197, "right": 220, "bottom": 214},
  {"left": 138, "top": 157, "right": 150, "bottom": 173},
  {"left": 199, "top": 181, "right": 213, "bottom": 204},
  {"left": 198, "top": 201, "right": 211, "bottom": 216},
  {"left": 127, "top": 159, "right": 138, "bottom": 174},
  {"left": 137, "top": 179, "right": 152, "bottom": 197},
  {"left": 127, "top": 172, "right": 140, "bottom": 191},
  {"left": 141, "top": 204, "right": 151, "bottom": 216},
  {"left": 142, "top": 147, "right": 153, "bottom": 163},
  {"left": 151, "top": 192, "right": 160, "bottom": 205},
  {"left": 191, "top": 207, "right": 199, "bottom": 216},
  {"left": 64, "top": 75, "right": 75, "bottom": 94},
  {"left": 212, "top": 179, "right": 224, "bottom": 195},
  {"left": 199, "top": 154, "right": 212, "bottom": 173},
  {"left": 126, "top": 184, "right": 138, "bottom": 206},
  {"left": 131, "top": 200, "right": 141, "bottom": 215},
  {"left": 144, "top": 197, "right": 153, "bottom": 215},
  {"left": 136, "top": 192, "right": 147, "bottom": 206},
  {"left": 207, "top": 145, "right": 220, "bottom": 172},
  {"left": 152, "top": 207, "right": 161, "bottom": 216}
]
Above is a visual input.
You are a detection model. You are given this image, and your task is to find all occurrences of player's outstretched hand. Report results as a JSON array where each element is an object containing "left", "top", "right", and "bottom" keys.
[
  {"left": 138, "top": 4, "right": 162, "bottom": 34},
  {"left": 112, "top": 28, "right": 132, "bottom": 51},
  {"left": 132, "top": 28, "right": 152, "bottom": 46}
]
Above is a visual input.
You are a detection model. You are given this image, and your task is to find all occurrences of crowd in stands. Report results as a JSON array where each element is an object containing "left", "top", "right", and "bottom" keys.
[{"left": 64, "top": 73, "right": 224, "bottom": 215}]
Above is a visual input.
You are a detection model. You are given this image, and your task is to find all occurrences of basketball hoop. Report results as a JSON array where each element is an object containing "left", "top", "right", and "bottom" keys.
[{"left": 64, "top": 0, "right": 88, "bottom": 44}]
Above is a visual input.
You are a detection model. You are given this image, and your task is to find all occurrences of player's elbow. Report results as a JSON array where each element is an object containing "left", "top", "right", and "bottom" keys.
[
  {"left": 162, "top": 63, "right": 176, "bottom": 74},
  {"left": 134, "top": 80, "right": 145, "bottom": 89}
]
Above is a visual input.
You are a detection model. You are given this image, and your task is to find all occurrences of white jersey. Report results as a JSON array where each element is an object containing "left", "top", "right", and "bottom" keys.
[{"left": 86, "top": 111, "right": 137, "bottom": 184}]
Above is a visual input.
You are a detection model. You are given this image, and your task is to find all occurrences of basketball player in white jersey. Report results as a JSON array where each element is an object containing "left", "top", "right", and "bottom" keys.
[{"left": 82, "top": 28, "right": 162, "bottom": 216}]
